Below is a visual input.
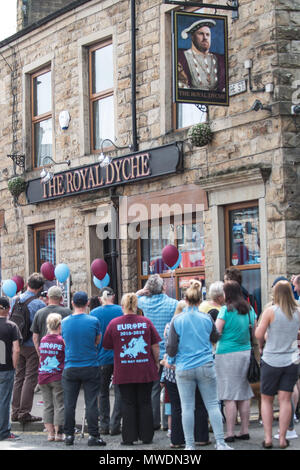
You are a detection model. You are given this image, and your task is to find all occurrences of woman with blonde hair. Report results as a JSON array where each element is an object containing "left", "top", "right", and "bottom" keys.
[
  {"left": 167, "top": 280, "right": 231, "bottom": 450},
  {"left": 255, "top": 280, "right": 300, "bottom": 449},
  {"left": 38, "top": 313, "right": 65, "bottom": 442},
  {"left": 103, "top": 293, "right": 161, "bottom": 446}
]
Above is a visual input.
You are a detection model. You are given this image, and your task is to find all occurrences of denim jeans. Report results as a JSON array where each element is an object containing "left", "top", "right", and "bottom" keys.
[
  {"left": 176, "top": 362, "right": 225, "bottom": 449},
  {"left": 98, "top": 364, "right": 122, "bottom": 433},
  {"left": 62, "top": 367, "right": 101, "bottom": 437},
  {"left": 0, "top": 369, "right": 15, "bottom": 440}
]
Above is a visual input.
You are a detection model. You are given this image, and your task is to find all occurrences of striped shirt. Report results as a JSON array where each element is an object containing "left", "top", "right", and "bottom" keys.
[{"left": 137, "top": 294, "right": 178, "bottom": 359}]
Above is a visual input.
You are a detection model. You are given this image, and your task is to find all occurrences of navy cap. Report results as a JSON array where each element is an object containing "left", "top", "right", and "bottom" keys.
[
  {"left": 0, "top": 296, "right": 10, "bottom": 310},
  {"left": 272, "top": 276, "right": 288, "bottom": 287},
  {"left": 73, "top": 291, "right": 88, "bottom": 306}
]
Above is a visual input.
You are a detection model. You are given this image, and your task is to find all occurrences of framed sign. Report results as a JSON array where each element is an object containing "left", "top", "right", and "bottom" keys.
[{"left": 173, "top": 11, "right": 229, "bottom": 106}]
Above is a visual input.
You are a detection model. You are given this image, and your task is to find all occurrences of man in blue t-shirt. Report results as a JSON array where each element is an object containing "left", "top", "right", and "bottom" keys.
[
  {"left": 90, "top": 287, "right": 123, "bottom": 435},
  {"left": 61, "top": 291, "right": 106, "bottom": 447}
]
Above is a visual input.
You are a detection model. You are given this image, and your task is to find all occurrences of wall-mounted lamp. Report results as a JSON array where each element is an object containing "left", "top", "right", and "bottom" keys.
[
  {"left": 250, "top": 99, "right": 272, "bottom": 112},
  {"left": 40, "top": 156, "right": 71, "bottom": 183},
  {"left": 291, "top": 105, "right": 300, "bottom": 115},
  {"left": 98, "top": 139, "right": 133, "bottom": 168}
]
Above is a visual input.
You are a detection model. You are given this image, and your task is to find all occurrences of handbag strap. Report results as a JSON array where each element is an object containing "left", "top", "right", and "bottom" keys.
[{"left": 247, "top": 311, "right": 254, "bottom": 348}]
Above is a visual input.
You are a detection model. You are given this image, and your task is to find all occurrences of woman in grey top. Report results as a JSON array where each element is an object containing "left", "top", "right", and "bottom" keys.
[{"left": 256, "top": 280, "right": 300, "bottom": 449}]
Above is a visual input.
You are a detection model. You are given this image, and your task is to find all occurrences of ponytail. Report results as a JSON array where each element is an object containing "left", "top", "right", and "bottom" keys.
[
  {"left": 121, "top": 293, "right": 138, "bottom": 313},
  {"left": 185, "top": 279, "right": 202, "bottom": 305}
]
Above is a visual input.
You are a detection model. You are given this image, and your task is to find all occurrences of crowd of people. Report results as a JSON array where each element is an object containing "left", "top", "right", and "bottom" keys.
[{"left": 0, "top": 269, "right": 300, "bottom": 451}]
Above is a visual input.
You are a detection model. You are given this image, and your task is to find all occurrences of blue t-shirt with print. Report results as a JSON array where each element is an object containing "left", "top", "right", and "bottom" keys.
[
  {"left": 90, "top": 304, "right": 123, "bottom": 365},
  {"left": 61, "top": 313, "right": 101, "bottom": 368}
]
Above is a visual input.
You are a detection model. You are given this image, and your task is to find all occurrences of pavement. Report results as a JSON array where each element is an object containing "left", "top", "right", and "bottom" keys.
[{"left": 4, "top": 389, "right": 300, "bottom": 452}]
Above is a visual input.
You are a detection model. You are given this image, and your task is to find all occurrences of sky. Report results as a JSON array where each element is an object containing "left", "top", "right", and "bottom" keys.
[{"left": 0, "top": 0, "right": 17, "bottom": 41}]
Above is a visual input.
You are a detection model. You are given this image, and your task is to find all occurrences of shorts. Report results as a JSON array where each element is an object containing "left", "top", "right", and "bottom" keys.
[{"left": 260, "top": 360, "right": 299, "bottom": 396}]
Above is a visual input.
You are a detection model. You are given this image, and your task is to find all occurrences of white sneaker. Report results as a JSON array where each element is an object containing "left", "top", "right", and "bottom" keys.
[
  {"left": 215, "top": 442, "right": 234, "bottom": 450},
  {"left": 274, "top": 429, "right": 298, "bottom": 439}
]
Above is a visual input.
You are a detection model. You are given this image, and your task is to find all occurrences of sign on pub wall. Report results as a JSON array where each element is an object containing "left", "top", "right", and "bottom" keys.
[
  {"left": 26, "top": 143, "right": 183, "bottom": 204},
  {"left": 172, "top": 11, "right": 229, "bottom": 106}
]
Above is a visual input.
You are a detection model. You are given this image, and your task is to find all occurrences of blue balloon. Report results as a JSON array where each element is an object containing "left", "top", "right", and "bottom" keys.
[
  {"left": 2, "top": 279, "right": 17, "bottom": 298},
  {"left": 170, "top": 251, "right": 182, "bottom": 270},
  {"left": 55, "top": 263, "right": 70, "bottom": 283},
  {"left": 93, "top": 275, "right": 103, "bottom": 289},
  {"left": 93, "top": 273, "right": 110, "bottom": 289}
]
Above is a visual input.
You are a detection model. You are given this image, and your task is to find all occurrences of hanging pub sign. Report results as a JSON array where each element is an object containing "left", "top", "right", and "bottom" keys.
[
  {"left": 172, "top": 11, "right": 229, "bottom": 106},
  {"left": 26, "top": 142, "right": 183, "bottom": 204}
]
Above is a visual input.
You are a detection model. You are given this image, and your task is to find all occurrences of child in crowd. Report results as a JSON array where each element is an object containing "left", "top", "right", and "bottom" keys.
[{"left": 38, "top": 313, "right": 65, "bottom": 442}]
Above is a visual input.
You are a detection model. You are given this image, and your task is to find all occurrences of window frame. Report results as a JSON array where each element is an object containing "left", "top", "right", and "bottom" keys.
[
  {"left": 224, "top": 200, "right": 260, "bottom": 271},
  {"left": 31, "top": 65, "right": 52, "bottom": 169},
  {"left": 137, "top": 215, "right": 205, "bottom": 299},
  {"left": 88, "top": 39, "right": 114, "bottom": 154},
  {"left": 33, "top": 221, "right": 56, "bottom": 272}
]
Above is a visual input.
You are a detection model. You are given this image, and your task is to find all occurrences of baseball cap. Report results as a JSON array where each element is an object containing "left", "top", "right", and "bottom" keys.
[
  {"left": 0, "top": 296, "right": 10, "bottom": 310},
  {"left": 73, "top": 291, "right": 88, "bottom": 306},
  {"left": 47, "top": 286, "right": 63, "bottom": 299},
  {"left": 272, "top": 276, "right": 288, "bottom": 287}
]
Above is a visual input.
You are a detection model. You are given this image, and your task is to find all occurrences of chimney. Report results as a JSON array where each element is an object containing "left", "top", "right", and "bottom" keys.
[{"left": 17, "top": 0, "right": 75, "bottom": 30}]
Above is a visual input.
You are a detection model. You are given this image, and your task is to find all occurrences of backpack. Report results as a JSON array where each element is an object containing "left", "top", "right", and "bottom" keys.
[{"left": 10, "top": 296, "right": 37, "bottom": 343}]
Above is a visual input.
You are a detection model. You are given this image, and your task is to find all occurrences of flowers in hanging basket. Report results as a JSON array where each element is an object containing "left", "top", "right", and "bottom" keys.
[
  {"left": 187, "top": 122, "right": 213, "bottom": 147},
  {"left": 8, "top": 176, "right": 26, "bottom": 199}
]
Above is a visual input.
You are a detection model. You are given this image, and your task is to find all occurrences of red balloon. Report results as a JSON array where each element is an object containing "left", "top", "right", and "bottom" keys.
[
  {"left": 91, "top": 259, "right": 108, "bottom": 280},
  {"left": 41, "top": 262, "right": 55, "bottom": 281},
  {"left": 11, "top": 275, "right": 24, "bottom": 293},
  {"left": 162, "top": 244, "right": 179, "bottom": 268}
]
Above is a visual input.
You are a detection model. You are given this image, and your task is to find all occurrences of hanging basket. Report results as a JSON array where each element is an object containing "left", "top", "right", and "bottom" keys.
[
  {"left": 8, "top": 176, "right": 26, "bottom": 199},
  {"left": 187, "top": 123, "right": 213, "bottom": 147}
]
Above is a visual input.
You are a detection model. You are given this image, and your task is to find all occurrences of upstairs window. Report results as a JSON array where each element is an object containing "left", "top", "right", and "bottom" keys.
[
  {"left": 89, "top": 40, "right": 114, "bottom": 152},
  {"left": 31, "top": 67, "right": 52, "bottom": 168}
]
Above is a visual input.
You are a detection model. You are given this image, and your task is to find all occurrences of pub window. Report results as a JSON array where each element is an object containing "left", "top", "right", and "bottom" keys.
[
  {"left": 138, "top": 214, "right": 205, "bottom": 300},
  {"left": 31, "top": 67, "right": 52, "bottom": 168},
  {"left": 89, "top": 40, "right": 114, "bottom": 152},
  {"left": 33, "top": 222, "right": 56, "bottom": 272},
  {"left": 224, "top": 202, "right": 261, "bottom": 314},
  {"left": 174, "top": 102, "right": 207, "bottom": 130}
]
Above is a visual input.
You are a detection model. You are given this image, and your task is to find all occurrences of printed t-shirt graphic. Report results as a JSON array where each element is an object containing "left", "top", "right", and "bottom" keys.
[{"left": 103, "top": 314, "right": 161, "bottom": 384}]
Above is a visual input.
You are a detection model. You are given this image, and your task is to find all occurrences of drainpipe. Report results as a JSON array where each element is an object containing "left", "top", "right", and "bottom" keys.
[{"left": 131, "top": 0, "right": 138, "bottom": 152}]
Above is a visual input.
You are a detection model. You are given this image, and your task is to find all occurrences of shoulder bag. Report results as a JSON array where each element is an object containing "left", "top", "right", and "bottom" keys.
[{"left": 247, "top": 311, "right": 260, "bottom": 384}]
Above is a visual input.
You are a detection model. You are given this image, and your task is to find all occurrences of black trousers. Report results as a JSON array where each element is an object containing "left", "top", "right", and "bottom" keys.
[
  {"left": 119, "top": 382, "right": 154, "bottom": 444},
  {"left": 62, "top": 367, "right": 101, "bottom": 437},
  {"left": 165, "top": 379, "right": 209, "bottom": 445}
]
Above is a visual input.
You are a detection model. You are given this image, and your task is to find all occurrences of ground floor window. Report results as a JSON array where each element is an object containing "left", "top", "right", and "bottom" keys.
[
  {"left": 33, "top": 221, "right": 56, "bottom": 272},
  {"left": 137, "top": 214, "right": 205, "bottom": 299},
  {"left": 225, "top": 201, "right": 261, "bottom": 314}
]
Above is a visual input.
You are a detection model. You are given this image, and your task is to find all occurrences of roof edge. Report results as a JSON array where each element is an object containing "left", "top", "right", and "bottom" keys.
[{"left": 0, "top": 0, "right": 94, "bottom": 48}]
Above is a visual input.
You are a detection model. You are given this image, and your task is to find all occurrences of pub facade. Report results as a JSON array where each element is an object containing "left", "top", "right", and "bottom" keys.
[{"left": 0, "top": 0, "right": 299, "bottom": 309}]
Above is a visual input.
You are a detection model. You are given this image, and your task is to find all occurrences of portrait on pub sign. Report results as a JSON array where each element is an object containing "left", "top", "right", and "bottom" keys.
[{"left": 173, "top": 11, "right": 229, "bottom": 106}]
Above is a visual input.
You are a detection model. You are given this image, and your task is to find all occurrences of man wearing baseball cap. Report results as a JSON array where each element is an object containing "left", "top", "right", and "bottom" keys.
[
  {"left": 178, "top": 18, "right": 225, "bottom": 91},
  {"left": 31, "top": 286, "right": 72, "bottom": 355},
  {"left": 61, "top": 291, "right": 106, "bottom": 447}
]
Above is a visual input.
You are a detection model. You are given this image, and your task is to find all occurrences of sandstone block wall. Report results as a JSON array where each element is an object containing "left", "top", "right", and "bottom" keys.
[{"left": 0, "top": 0, "right": 298, "bottom": 295}]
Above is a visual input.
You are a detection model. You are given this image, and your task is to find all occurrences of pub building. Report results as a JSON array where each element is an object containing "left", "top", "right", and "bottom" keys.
[{"left": 0, "top": 0, "right": 299, "bottom": 310}]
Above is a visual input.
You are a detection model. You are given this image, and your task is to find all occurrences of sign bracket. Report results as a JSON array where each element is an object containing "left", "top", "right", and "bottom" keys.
[{"left": 163, "top": 1, "right": 239, "bottom": 20}]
